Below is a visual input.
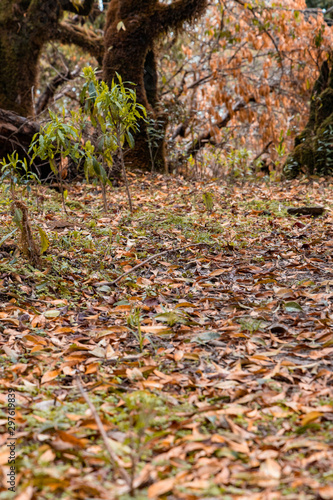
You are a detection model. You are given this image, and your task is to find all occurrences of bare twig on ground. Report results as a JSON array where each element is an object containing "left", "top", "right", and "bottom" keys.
[
  {"left": 75, "top": 375, "right": 131, "bottom": 486},
  {"left": 105, "top": 242, "right": 211, "bottom": 286}
]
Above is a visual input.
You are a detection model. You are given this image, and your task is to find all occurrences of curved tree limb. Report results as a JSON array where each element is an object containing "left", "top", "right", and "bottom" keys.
[
  {"left": 36, "top": 66, "right": 80, "bottom": 114},
  {"left": 155, "top": 0, "right": 208, "bottom": 35},
  {"left": 178, "top": 99, "right": 247, "bottom": 160},
  {"left": 51, "top": 21, "right": 104, "bottom": 61},
  {"left": 103, "top": 243, "right": 211, "bottom": 287}
]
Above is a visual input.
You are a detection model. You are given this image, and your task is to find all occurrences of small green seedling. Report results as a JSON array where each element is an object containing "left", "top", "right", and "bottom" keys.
[
  {"left": 0, "top": 151, "right": 39, "bottom": 199},
  {"left": 80, "top": 67, "right": 147, "bottom": 212},
  {"left": 30, "top": 109, "right": 81, "bottom": 213},
  {"left": 202, "top": 191, "right": 214, "bottom": 213}
]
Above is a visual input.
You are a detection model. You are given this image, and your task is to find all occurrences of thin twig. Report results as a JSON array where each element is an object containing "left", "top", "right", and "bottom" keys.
[
  {"left": 252, "top": 141, "right": 273, "bottom": 163},
  {"left": 105, "top": 242, "right": 211, "bottom": 286},
  {"left": 75, "top": 375, "right": 131, "bottom": 486}
]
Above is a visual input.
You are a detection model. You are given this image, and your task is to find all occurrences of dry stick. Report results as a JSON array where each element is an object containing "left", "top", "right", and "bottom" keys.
[
  {"left": 252, "top": 140, "right": 273, "bottom": 164},
  {"left": 75, "top": 375, "right": 131, "bottom": 486},
  {"left": 106, "top": 242, "right": 211, "bottom": 286}
]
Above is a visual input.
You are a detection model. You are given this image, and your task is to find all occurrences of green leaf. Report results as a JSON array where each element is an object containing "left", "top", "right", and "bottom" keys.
[
  {"left": 13, "top": 208, "right": 23, "bottom": 225},
  {"left": 284, "top": 301, "right": 303, "bottom": 312},
  {"left": 193, "top": 331, "right": 221, "bottom": 344},
  {"left": 202, "top": 192, "right": 214, "bottom": 212},
  {"left": 155, "top": 311, "right": 185, "bottom": 327},
  {"left": 126, "top": 130, "right": 135, "bottom": 148},
  {"left": 0, "top": 228, "right": 18, "bottom": 247},
  {"left": 37, "top": 227, "right": 50, "bottom": 254},
  {"left": 57, "top": 130, "right": 65, "bottom": 145},
  {"left": 88, "top": 81, "right": 97, "bottom": 100},
  {"left": 92, "top": 157, "right": 102, "bottom": 176},
  {"left": 49, "top": 158, "right": 58, "bottom": 175},
  {"left": 44, "top": 309, "right": 61, "bottom": 319}
]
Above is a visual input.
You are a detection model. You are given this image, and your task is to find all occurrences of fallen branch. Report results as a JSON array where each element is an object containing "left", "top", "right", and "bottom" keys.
[
  {"left": 0, "top": 108, "right": 39, "bottom": 137},
  {"left": 0, "top": 108, "right": 40, "bottom": 166},
  {"left": 252, "top": 140, "right": 273, "bottom": 163},
  {"left": 36, "top": 66, "right": 80, "bottom": 114},
  {"left": 106, "top": 242, "right": 211, "bottom": 286},
  {"left": 75, "top": 375, "right": 131, "bottom": 486},
  {"left": 287, "top": 206, "right": 325, "bottom": 217},
  {"left": 182, "top": 98, "right": 249, "bottom": 160}
]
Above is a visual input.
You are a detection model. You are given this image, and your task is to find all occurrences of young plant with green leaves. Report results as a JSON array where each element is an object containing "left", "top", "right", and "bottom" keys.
[
  {"left": 0, "top": 152, "right": 39, "bottom": 200},
  {"left": 30, "top": 109, "right": 82, "bottom": 213},
  {"left": 0, "top": 152, "right": 48, "bottom": 266},
  {"left": 80, "top": 67, "right": 147, "bottom": 212},
  {"left": 127, "top": 307, "right": 145, "bottom": 351},
  {"left": 202, "top": 191, "right": 214, "bottom": 213}
]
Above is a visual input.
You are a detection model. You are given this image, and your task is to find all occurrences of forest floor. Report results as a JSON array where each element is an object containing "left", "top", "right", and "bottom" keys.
[{"left": 0, "top": 174, "right": 333, "bottom": 500}]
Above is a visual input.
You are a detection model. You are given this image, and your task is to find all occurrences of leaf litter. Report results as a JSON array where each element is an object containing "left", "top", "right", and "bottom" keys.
[{"left": 0, "top": 175, "right": 333, "bottom": 499}]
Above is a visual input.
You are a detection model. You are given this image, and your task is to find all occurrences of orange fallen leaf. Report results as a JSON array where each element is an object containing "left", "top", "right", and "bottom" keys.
[
  {"left": 41, "top": 370, "right": 60, "bottom": 384},
  {"left": 318, "top": 486, "right": 333, "bottom": 499},
  {"left": 57, "top": 431, "right": 88, "bottom": 449},
  {"left": 148, "top": 477, "right": 175, "bottom": 498}
]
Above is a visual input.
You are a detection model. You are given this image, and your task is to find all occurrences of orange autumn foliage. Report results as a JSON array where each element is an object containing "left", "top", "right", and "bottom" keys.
[{"left": 159, "top": 0, "right": 333, "bottom": 166}]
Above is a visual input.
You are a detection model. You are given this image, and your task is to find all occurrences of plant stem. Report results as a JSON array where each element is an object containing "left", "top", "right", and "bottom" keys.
[
  {"left": 101, "top": 183, "right": 108, "bottom": 212},
  {"left": 59, "top": 154, "right": 67, "bottom": 215},
  {"left": 116, "top": 132, "right": 133, "bottom": 212}
]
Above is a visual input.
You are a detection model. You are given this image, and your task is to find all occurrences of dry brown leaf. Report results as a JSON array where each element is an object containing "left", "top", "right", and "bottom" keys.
[
  {"left": 41, "top": 369, "right": 60, "bottom": 384},
  {"left": 148, "top": 477, "right": 176, "bottom": 498}
]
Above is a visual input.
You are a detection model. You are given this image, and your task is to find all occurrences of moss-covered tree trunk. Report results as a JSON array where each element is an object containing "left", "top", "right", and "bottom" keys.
[
  {"left": 0, "top": 0, "right": 102, "bottom": 176},
  {"left": 103, "top": 0, "right": 208, "bottom": 172},
  {"left": 0, "top": 0, "right": 101, "bottom": 118},
  {"left": 284, "top": 59, "right": 333, "bottom": 178},
  {"left": 0, "top": 1, "right": 56, "bottom": 116}
]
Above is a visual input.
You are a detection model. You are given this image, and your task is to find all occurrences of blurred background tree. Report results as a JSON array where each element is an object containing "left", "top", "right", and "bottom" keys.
[{"left": 1, "top": 0, "right": 333, "bottom": 180}]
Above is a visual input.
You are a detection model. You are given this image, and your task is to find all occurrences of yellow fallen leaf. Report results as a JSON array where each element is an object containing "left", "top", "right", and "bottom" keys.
[{"left": 301, "top": 411, "right": 322, "bottom": 426}]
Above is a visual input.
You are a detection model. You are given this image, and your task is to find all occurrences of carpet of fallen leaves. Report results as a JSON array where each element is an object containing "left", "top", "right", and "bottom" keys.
[{"left": 0, "top": 174, "right": 333, "bottom": 500}]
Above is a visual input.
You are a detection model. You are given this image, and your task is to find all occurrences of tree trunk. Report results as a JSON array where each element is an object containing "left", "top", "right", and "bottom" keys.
[
  {"left": 0, "top": 0, "right": 100, "bottom": 177},
  {"left": 0, "top": 1, "right": 100, "bottom": 118},
  {"left": 102, "top": 0, "right": 207, "bottom": 172},
  {"left": 283, "top": 60, "right": 333, "bottom": 178},
  {"left": 0, "top": 1, "right": 56, "bottom": 116}
]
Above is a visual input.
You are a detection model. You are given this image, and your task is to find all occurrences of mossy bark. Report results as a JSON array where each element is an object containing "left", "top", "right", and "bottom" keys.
[
  {"left": 0, "top": 0, "right": 101, "bottom": 179},
  {"left": 284, "top": 60, "right": 333, "bottom": 178},
  {"left": 0, "top": 0, "right": 99, "bottom": 118},
  {"left": 103, "top": 0, "right": 208, "bottom": 172}
]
